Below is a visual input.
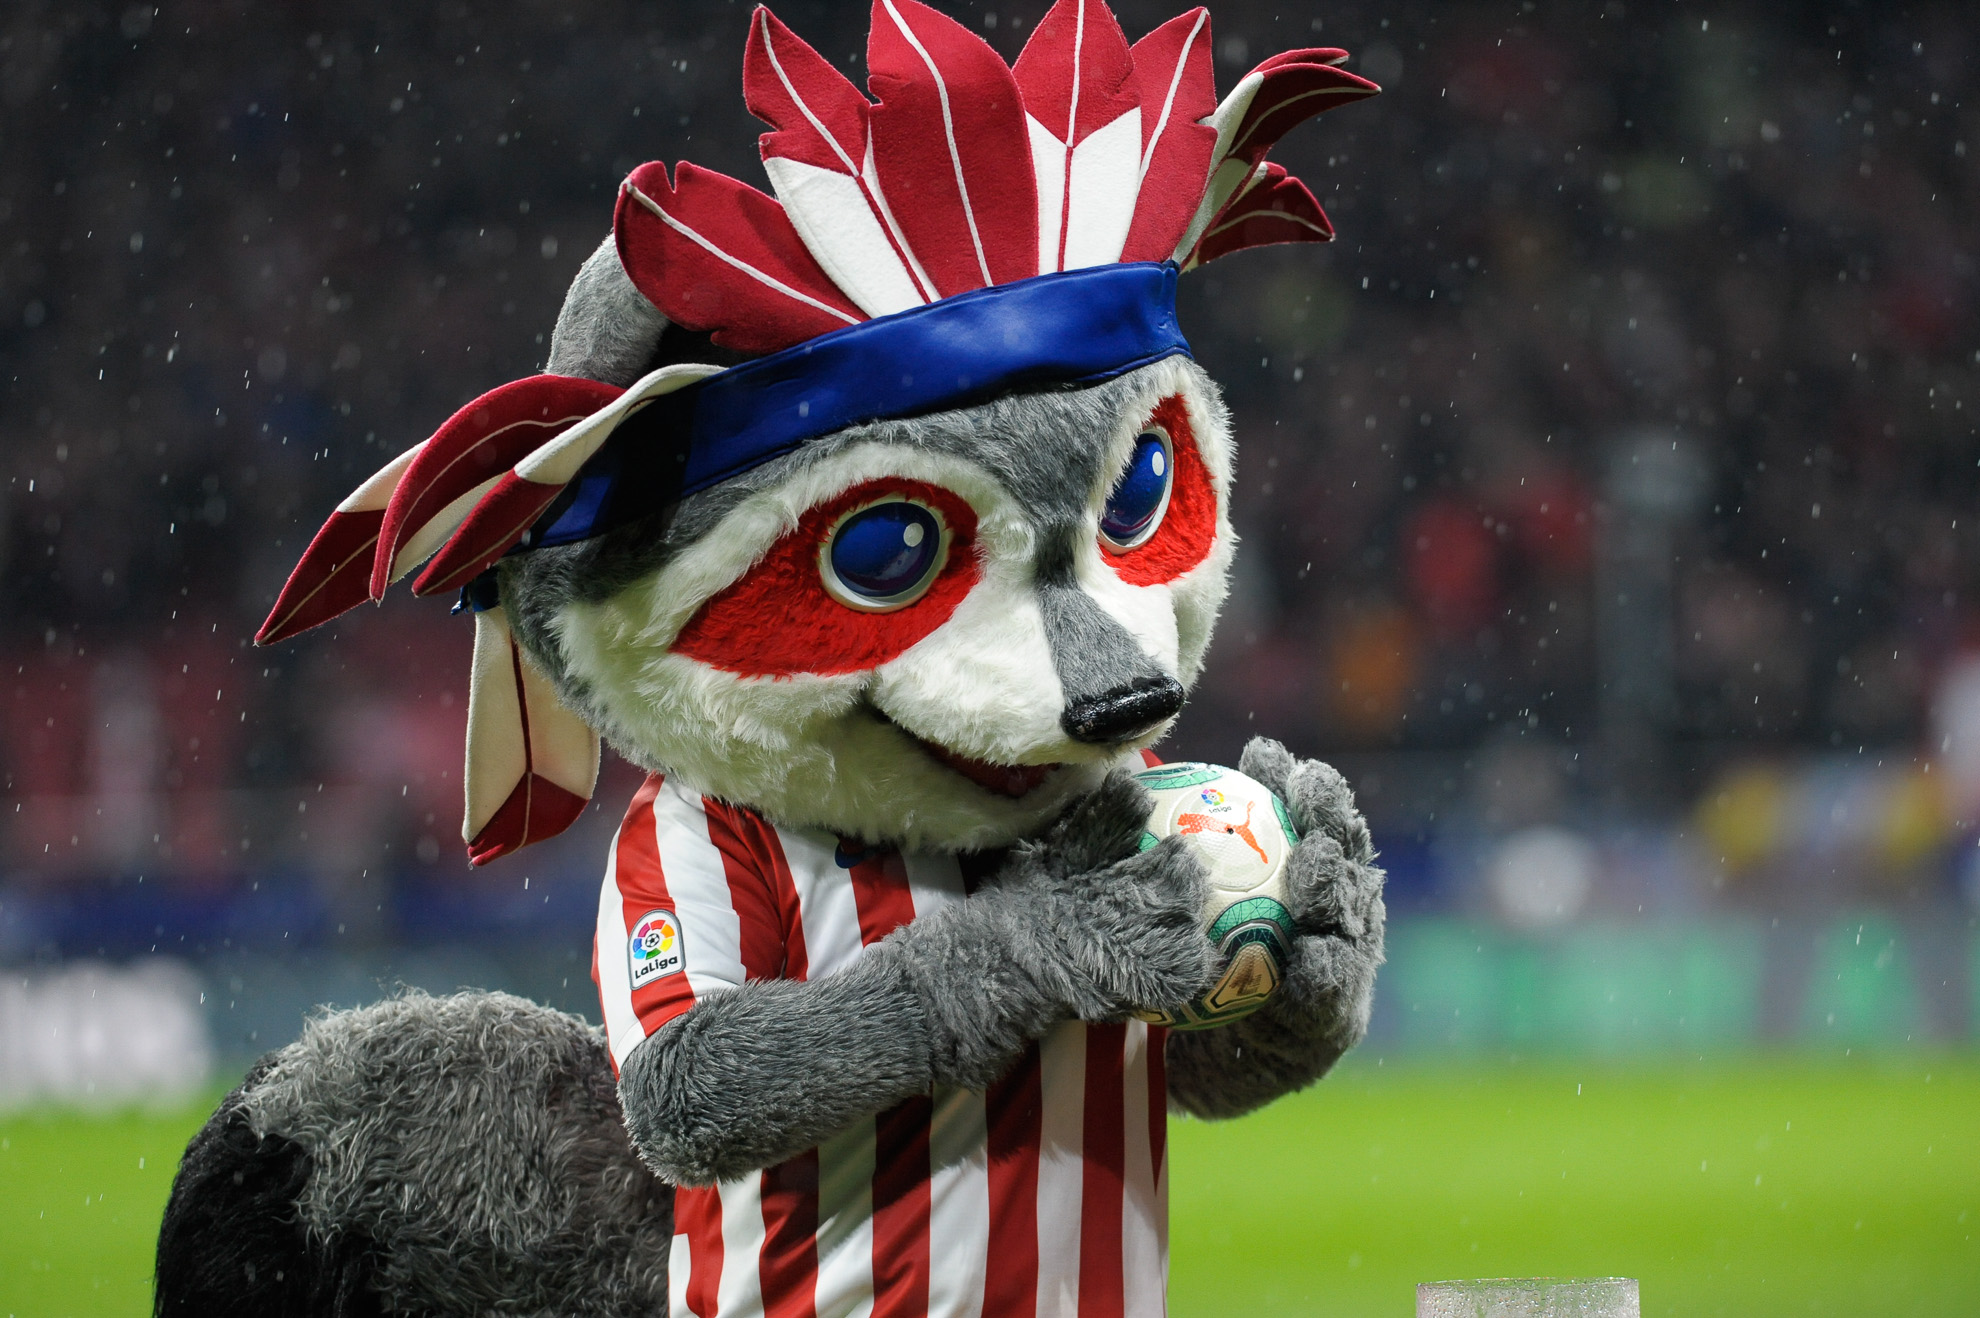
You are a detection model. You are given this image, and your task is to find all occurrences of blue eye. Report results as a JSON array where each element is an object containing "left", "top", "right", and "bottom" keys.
[
  {"left": 822, "top": 500, "right": 946, "bottom": 610},
  {"left": 1100, "top": 431, "right": 1173, "bottom": 549}
]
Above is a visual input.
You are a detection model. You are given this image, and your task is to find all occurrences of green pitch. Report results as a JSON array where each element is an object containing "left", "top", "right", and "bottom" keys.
[
  {"left": 1, "top": 1102, "right": 209, "bottom": 1318},
  {"left": 1167, "top": 1053, "right": 1980, "bottom": 1317},
  {"left": 2, "top": 1055, "right": 1975, "bottom": 1317}
]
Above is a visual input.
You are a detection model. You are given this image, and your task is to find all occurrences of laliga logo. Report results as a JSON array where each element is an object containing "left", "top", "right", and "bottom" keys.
[
  {"left": 633, "top": 916, "right": 677, "bottom": 959},
  {"left": 628, "top": 910, "right": 685, "bottom": 987}
]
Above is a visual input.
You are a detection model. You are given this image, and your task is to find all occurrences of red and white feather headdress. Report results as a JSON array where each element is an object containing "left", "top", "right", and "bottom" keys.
[
  {"left": 622, "top": 0, "right": 1376, "bottom": 349},
  {"left": 257, "top": 0, "right": 1378, "bottom": 864}
]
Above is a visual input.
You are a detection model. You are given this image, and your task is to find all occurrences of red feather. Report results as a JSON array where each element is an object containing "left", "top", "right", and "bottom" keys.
[
  {"left": 371, "top": 375, "right": 621, "bottom": 599},
  {"left": 255, "top": 442, "right": 425, "bottom": 645},
  {"left": 255, "top": 509, "right": 385, "bottom": 645},
  {"left": 745, "top": 6, "right": 934, "bottom": 313},
  {"left": 1014, "top": 0, "right": 1142, "bottom": 273},
  {"left": 1014, "top": 0, "right": 1139, "bottom": 145},
  {"left": 467, "top": 772, "right": 589, "bottom": 866},
  {"left": 415, "top": 362, "right": 723, "bottom": 597},
  {"left": 866, "top": 0, "right": 1038, "bottom": 294},
  {"left": 1223, "top": 52, "right": 1379, "bottom": 168},
  {"left": 746, "top": 6, "right": 874, "bottom": 174},
  {"left": 1187, "top": 162, "right": 1335, "bottom": 267},
  {"left": 1252, "top": 46, "right": 1351, "bottom": 74},
  {"left": 615, "top": 160, "right": 866, "bottom": 354},
  {"left": 1119, "top": 7, "right": 1218, "bottom": 263},
  {"left": 412, "top": 471, "right": 566, "bottom": 597}
]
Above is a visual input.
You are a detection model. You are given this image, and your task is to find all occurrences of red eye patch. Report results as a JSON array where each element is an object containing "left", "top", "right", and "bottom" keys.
[
  {"left": 1105, "top": 395, "right": 1218, "bottom": 587},
  {"left": 670, "top": 479, "right": 980, "bottom": 678}
]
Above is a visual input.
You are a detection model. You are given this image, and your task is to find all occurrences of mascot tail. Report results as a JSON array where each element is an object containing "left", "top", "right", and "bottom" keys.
[{"left": 154, "top": 991, "right": 672, "bottom": 1317}]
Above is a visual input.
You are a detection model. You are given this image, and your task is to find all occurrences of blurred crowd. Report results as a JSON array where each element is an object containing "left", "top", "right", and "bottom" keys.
[{"left": 3, "top": 0, "right": 1978, "bottom": 934}]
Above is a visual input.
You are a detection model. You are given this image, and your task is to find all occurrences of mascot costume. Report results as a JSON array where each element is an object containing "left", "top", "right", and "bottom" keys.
[{"left": 154, "top": 2, "right": 1385, "bottom": 1314}]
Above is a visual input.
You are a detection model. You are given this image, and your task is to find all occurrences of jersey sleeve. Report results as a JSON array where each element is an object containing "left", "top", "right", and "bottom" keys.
[{"left": 593, "top": 775, "right": 790, "bottom": 1070}]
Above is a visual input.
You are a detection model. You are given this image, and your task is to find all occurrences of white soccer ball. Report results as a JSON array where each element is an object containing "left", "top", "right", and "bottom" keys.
[{"left": 1129, "top": 761, "right": 1298, "bottom": 1030}]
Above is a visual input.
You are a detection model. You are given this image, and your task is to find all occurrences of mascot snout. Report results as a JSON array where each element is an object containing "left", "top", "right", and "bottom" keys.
[{"left": 1061, "top": 673, "right": 1189, "bottom": 744}]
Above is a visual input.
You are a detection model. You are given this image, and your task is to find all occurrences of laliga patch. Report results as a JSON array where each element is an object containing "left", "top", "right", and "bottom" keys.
[{"left": 627, "top": 909, "right": 685, "bottom": 988}]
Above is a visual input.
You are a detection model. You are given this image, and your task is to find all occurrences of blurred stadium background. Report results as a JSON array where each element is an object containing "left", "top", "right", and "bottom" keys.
[{"left": 1, "top": 0, "right": 1975, "bottom": 1313}]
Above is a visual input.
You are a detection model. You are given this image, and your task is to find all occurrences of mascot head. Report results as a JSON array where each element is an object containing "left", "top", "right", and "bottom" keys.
[{"left": 257, "top": 0, "right": 1376, "bottom": 857}]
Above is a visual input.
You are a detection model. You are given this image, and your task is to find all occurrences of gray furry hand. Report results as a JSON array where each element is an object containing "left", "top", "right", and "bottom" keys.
[
  {"left": 1165, "top": 738, "right": 1386, "bottom": 1120},
  {"left": 898, "top": 769, "right": 1215, "bottom": 1091},
  {"left": 1237, "top": 737, "right": 1384, "bottom": 946},
  {"left": 1008, "top": 770, "right": 1219, "bottom": 1019}
]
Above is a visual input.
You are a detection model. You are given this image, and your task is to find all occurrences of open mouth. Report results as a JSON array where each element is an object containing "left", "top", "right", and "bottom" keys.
[
  {"left": 864, "top": 700, "right": 1063, "bottom": 798},
  {"left": 915, "top": 738, "right": 1061, "bottom": 798}
]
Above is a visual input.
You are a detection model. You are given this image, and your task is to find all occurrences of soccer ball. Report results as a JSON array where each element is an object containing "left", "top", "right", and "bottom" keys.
[{"left": 1130, "top": 762, "right": 1299, "bottom": 1030}]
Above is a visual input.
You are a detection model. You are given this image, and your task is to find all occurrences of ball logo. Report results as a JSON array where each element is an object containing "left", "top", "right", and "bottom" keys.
[
  {"left": 1176, "top": 796, "right": 1270, "bottom": 866},
  {"left": 628, "top": 909, "right": 685, "bottom": 988}
]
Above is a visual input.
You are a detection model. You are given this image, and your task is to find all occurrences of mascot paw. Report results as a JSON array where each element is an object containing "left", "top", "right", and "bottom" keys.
[
  {"left": 1237, "top": 737, "right": 1383, "bottom": 939},
  {"left": 1027, "top": 768, "right": 1159, "bottom": 876},
  {"left": 1065, "top": 834, "right": 1218, "bottom": 1020},
  {"left": 906, "top": 769, "right": 1215, "bottom": 1092},
  {"left": 1236, "top": 736, "right": 1386, "bottom": 1044},
  {"left": 1012, "top": 770, "right": 1218, "bottom": 1021}
]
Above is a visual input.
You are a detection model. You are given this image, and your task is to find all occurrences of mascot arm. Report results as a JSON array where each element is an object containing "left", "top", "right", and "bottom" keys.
[
  {"left": 1165, "top": 737, "right": 1386, "bottom": 1120},
  {"left": 617, "top": 942, "right": 935, "bottom": 1187},
  {"left": 620, "top": 772, "right": 1215, "bottom": 1186}
]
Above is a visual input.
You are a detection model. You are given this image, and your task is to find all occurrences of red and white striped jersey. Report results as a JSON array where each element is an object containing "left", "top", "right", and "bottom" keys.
[{"left": 594, "top": 774, "right": 1171, "bottom": 1318}]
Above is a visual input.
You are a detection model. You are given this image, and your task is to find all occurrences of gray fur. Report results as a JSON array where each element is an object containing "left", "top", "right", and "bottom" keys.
[
  {"left": 618, "top": 942, "right": 935, "bottom": 1187},
  {"left": 617, "top": 770, "right": 1214, "bottom": 1186},
  {"left": 1164, "top": 737, "right": 1387, "bottom": 1120},
  {"left": 900, "top": 773, "right": 1214, "bottom": 1088},
  {"left": 240, "top": 991, "right": 672, "bottom": 1317},
  {"left": 545, "top": 235, "right": 671, "bottom": 387},
  {"left": 500, "top": 360, "right": 1211, "bottom": 718},
  {"left": 1033, "top": 520, "right": 1173, "bottom": 707}
]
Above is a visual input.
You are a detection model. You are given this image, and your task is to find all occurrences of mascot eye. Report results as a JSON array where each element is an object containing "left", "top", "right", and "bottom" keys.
[
  {"left": 820, "top": 499, "right": 948, "bottom": 611},
  {"left": 1099, "top": 430, "right": 1173, "bottom": 551}
]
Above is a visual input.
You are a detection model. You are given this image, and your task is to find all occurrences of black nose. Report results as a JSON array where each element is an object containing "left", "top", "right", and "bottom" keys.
[{"left": 1060, "top": 674, "right": 1187, "bottom": 745}]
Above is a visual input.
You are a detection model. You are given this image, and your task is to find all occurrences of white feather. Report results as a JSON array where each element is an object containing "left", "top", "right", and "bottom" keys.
[
  {"left": 762, "top": 156, "right": 927, "bottom": 317},
  {"left": 515, "top": 363, "right": 724, "bottom": 486},
  {"left": 464, "top": 607, "right": 529, "bottom": 841},
  {"left": 464, "top": 605, "right": 601, "bottom": 843},
  {"left": 1170, "top": 69, "right": 1265, "bottom": 261},
  {"left": 860, "top": 140, "right": 940, "bottom": 302},
  {"left": 334, "top": 441, "right": 426, "bottom": 514},
  {"left": 1027, "top": 114, "right": 1068, "bottom": 276},
  {"left": 1060, "top": 108, "right": 1142, "bottom": 270}
]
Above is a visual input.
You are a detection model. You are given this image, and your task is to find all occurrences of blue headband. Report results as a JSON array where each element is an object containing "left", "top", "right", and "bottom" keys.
[{"left": 531, "top": 260, "right": 1189, "bottom": 548}]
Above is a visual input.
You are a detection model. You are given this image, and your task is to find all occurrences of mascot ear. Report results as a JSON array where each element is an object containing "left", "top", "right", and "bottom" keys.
[{"left": 462, "top": 602, "right": 600, "bottom": 865}]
